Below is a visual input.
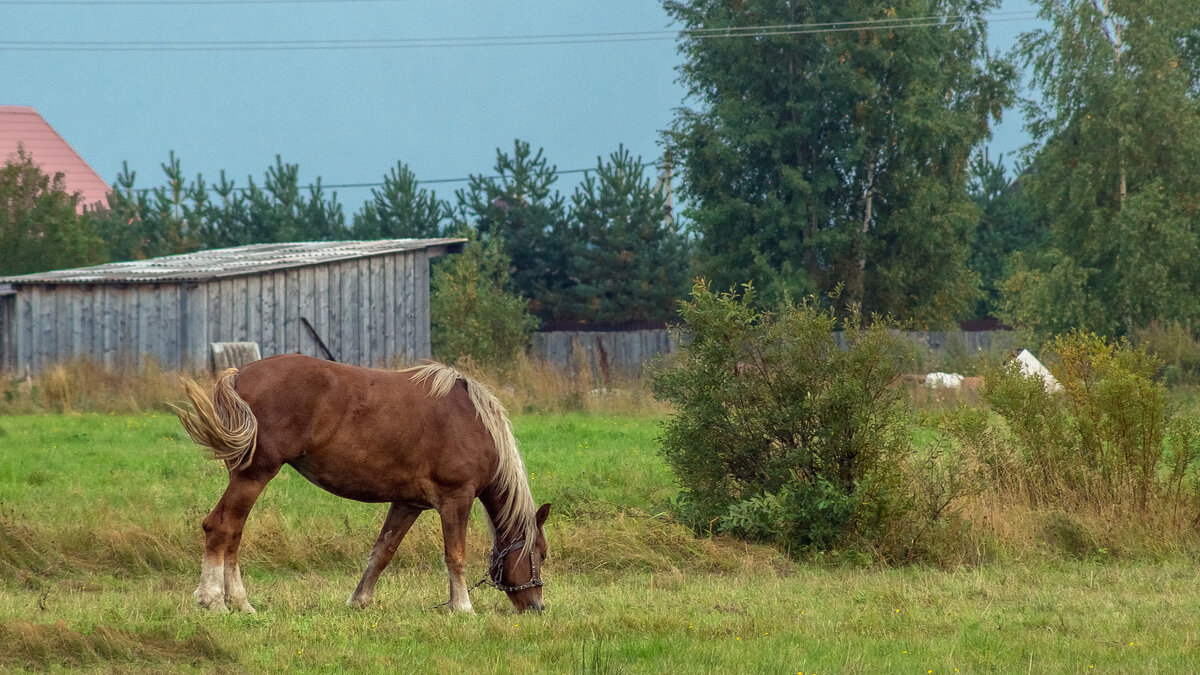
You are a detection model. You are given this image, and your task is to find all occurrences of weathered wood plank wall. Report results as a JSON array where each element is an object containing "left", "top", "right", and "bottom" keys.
[
  {"left": 0, "top": 293, "right": 14, "bottom": 371},
  {"left": 2, "top": 249, "right": 434, "bottom": 374}
]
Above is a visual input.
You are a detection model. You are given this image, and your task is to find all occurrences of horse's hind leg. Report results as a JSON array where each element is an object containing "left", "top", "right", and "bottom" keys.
[
  {"left": 196, "top": 468, "right": 277, "bottom": 612},
  {"left": 347, "top": 503, "right": 421, "bottom": 609}
]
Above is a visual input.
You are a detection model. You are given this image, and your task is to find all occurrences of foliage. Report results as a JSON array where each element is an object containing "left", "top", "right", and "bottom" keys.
[
  {"left": 654, "top": 280, "right": 916, "bottom": 552},
  {"left": 966, "top": 150, "right": 1042, "bottom": 318},
  {"left": 92, "top": 153, "right": 202, "bottom": 259},
  {"left": 430, "top": 232, "right": 538, "bottom": 371},
  {"left": 976, "top": 331, "right": 1198, "bottom": 509},
  {"left": 455, "top": 140, "right": 572, "bottom": 320},
  {"left": 1002, "top": 0, "right": 1200, "bottom": 337},
  {"left": 85, "top": 154, "right": 351, "bottom": 261},
  {"left": 1132, "top": 321, "right": 1200, "bottom": 386},
  {"left": 664, "top": 0, "right": 1016, "bottom": 324},
  {"left": 559, "top": 145, "right": 690, "bottom": 325},
  {"left": 352, "top": 161, "right": 451, "bottom": 239},
  {"left": 0, "top": 148, "right": 105, "bottom": 276},
  {"left": 970, "top": 357, "right": 1079, "bottom": 499}
]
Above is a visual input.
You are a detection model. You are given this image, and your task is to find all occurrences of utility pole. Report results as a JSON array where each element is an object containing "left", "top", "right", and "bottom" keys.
[{"left": 654, "top": 151, "right": 674, "bottom": 229}]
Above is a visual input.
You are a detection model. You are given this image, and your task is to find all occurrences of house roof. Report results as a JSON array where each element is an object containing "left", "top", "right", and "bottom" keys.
[
  {"left": 0, "top": 238, "right": 467, "bottom": 286},
  {"left": 0, "top": 105, "right": 112, "bottom": 212}
]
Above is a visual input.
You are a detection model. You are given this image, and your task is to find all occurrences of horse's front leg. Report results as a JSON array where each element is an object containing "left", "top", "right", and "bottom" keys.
[
  {"left": 197, "top": 468, "right": 276, "bottom": 612},
  {"left": 347, "top": 503, "right": 422, "bottom": 609},
  {"left": 436, "top": 495, "right": 476, "bottom": 612}
]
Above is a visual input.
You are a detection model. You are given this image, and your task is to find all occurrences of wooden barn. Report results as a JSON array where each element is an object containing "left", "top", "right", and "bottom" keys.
[{"left": 0, "top": 239, "right": 464, "bottom": 374}]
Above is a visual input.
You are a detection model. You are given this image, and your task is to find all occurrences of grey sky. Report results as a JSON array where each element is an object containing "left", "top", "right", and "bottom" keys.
[{"left": 3, "top": 0, "right": 1041, "bottom": 211}]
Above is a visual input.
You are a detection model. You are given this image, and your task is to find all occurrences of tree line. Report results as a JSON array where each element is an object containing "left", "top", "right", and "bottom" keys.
[
  {"left": 5, "top": 0, "right": 1200, "bottom": 351},
  {"left": 0, "top": 140, "right": 691, "bottom": 334}
]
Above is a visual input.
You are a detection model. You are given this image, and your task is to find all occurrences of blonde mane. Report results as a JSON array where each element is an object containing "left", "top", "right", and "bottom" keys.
[{"left": 403, "top": 363, "right": 538, "bottom": 551}]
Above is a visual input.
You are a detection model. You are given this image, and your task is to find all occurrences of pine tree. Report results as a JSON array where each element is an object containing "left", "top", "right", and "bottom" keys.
[
  {"left": 352, "top": 162, "right": 450, "bottom": 239},
  {"left": 455, "top": 140, "right": 571, "bottom": 319},
  {"left": 430, "top": 231, "right": 538, "bottom": 370},
  {"left": 966, "top": 150, "right": 1041, "bottom": 319},
  {"left": 562, "top": 146, "right": 690, "bottom": 325}
]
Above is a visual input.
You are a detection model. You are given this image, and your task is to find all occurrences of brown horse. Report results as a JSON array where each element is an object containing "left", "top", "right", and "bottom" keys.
[{"left": 173, "top": 353, "right": 550, "bottom": 614}]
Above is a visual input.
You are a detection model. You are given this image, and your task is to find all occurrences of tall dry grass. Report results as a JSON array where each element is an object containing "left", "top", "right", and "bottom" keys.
[
  {"left": 0, "top": 359, "right": 186, "bottom": 415},
  {"left": 0, "top": 354, "right": 670, "bottom": 417},
  {"left": 456, "top": 354, "right": 672, "bottom": 417}
]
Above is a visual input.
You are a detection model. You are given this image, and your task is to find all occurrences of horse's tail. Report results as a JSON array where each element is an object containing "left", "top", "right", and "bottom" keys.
[
  {"left": 405, "top": 363, "right": 537, "bottom": 550},
  {"left": 171, "top": 368, "right": 259, "bottom": 472}
]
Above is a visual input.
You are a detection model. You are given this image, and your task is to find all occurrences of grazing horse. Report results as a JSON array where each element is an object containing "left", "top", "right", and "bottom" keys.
[{"left": 173, "top": 353, "right": 550, "bottom": 614}]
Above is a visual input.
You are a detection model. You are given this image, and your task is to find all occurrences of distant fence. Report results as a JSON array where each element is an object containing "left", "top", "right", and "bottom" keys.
[
  {"left": 866, "top": 330, "right": 1017, "bottom": 360},
  {"left": 531, "top": 329, "right": 1016, "bottom": 377},
  {"left": 529, "top": 329, "right": 680, "bottom": 378}
]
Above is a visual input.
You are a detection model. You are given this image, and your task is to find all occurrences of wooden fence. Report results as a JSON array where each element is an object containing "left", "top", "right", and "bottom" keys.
[
  {"left": 530, "top": 329, "right": 1017, "bottom": 377},
  {"left": 529, "top": 329, "right": 680, "bottom": 378}
]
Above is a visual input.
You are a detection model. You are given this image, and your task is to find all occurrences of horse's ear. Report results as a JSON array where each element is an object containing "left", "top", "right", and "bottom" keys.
[{"left": 536, "top": 503, "right": 551, "bottom": 527}]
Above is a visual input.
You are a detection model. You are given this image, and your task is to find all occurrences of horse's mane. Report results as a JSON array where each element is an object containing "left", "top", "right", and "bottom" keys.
[{"left": 403, "top": 363, "right": 538, "bottom": 553}]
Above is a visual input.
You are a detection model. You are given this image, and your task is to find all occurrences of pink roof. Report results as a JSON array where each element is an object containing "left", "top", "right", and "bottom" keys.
[{"left": 0, "top": 105, "right": 111, "bottom": 212}]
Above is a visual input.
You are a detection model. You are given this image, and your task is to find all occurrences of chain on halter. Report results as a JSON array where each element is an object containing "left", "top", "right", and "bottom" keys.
[{"left": 483, "top": 538, "right": 544, "bottom": 593}]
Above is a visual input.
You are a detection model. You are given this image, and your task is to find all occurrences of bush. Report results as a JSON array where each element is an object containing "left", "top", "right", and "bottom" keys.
[
  {"left": 981, "top": 330, "right": 1198, "bottom": 510},
  {"left": 430, "top": 233, "right": 538, "bottom": 372},
  {"left": 653, "top": 281, "right": 917, "bottom": 553},
  {"left": 975, "top": 358, "right": 1078, "bottom": 501}
]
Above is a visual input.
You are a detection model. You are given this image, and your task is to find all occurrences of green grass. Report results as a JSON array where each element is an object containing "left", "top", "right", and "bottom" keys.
[{"left": 3, "top": 412, "right": 1200, "bottom": 672}]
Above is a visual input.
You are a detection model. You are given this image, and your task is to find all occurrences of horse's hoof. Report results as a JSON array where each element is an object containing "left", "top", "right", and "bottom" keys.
[
  {"left": 232, "top": 600, "right": 257, "bottom": 614},
  {"left": 346, "top": 595, "right": 370, "bottom": 610},
  {"left": 194, "top": 588, "right": 229, "bottom": 613}
]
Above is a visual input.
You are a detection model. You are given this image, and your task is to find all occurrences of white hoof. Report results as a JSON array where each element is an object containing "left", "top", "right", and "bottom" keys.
[
  {"left": 230, "top": 598, "right": 257, "bottom": 614},
  {"left": 194, "top": 587, "right": 229, "bottom": 612}
]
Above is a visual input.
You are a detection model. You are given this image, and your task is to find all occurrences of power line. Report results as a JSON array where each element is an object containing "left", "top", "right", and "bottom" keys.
[
  {"left": 128, "top": 162, "right": 662, "bottom": 195},
  {"left": 0, "top": 13, "right": 1039, "bottom": 52},
  {"left": 4, "top": 0, "right": 410, "bottom": 5}
]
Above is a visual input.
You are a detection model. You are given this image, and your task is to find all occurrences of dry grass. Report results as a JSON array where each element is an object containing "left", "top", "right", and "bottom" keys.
[
  {"left": 1, "top": 359, "right": 185, "bottom": 415},
  {"left": 442, "top": 353, "right": 672, "bottom": 417},
  {"left": 0, "top": 619, "right": 230, "bottom": 671},
  {"left": 956, "top": 492, "right": 1200, "bottom": 563},
  {"left": 0, "top": 355, "right": 670, "bottom": 417}
]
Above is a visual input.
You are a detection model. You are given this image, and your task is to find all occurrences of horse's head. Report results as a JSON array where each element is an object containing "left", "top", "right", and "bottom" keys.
[{"left": 493, "top": 503, "right": 551, "bottom": 613}]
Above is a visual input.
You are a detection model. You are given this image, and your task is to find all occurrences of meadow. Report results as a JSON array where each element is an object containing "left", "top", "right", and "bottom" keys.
[{"left": 3, "top": 408, "right": 1200, "bottom": 673}]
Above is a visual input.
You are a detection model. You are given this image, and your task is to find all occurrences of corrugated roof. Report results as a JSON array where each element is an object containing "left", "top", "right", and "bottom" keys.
[
  {"left": 0, "top": 239, "right": 467, "bottom": 286},
  {"left": 0, "top": 105, "right": 112, "bottom": 213}
]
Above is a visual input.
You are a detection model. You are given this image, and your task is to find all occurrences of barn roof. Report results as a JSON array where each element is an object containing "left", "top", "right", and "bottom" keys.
[
  {"left": 0, "top": 105, "right": 112, "bottom": 212},
  {"left": 0, "top": 239, "right": 467, "bottom": 286}
]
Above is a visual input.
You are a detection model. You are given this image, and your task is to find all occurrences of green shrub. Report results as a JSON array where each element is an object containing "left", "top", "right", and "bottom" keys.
[
  {"left": 978, "top": 358, "right": 1078, "bottom": 500},
  {"left": 982, "top": 330, "right": 1195, "bottom": 509},
  {"left": 430, "top": 233, "right": 538, "bottom": 372},
  {"left": 653, "top": 281, "right": 916, "bottom": 553}
]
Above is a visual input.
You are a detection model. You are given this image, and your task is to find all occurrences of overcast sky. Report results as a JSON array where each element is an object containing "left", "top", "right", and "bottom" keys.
[{"left": 4, "top": 0, "right": 1041, "bottom": 211}]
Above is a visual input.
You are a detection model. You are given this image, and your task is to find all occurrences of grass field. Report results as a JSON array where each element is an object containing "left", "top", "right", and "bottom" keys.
[{"left": 3, "top": 411, "right": 1200, "bottom": 673}]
